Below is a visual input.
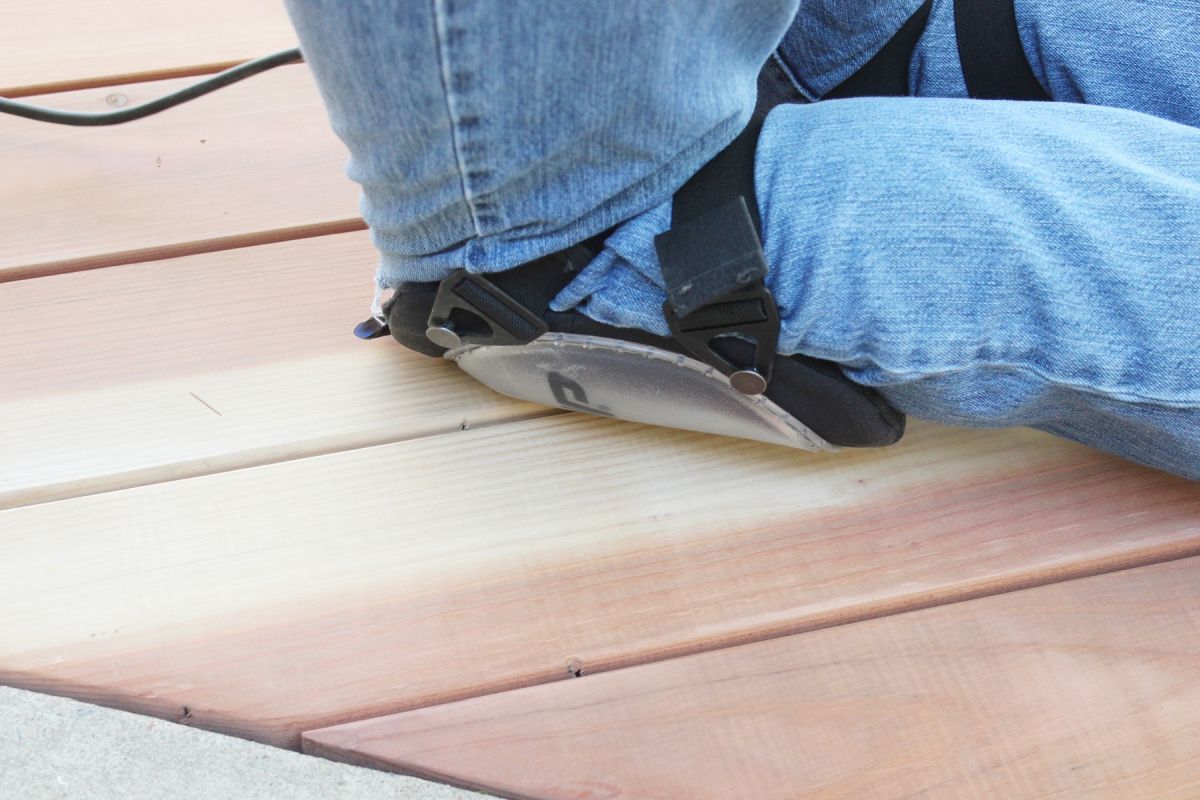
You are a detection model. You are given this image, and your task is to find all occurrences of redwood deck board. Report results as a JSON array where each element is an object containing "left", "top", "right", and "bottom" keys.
[
  {"left": 0, "top": 231, "right": 551, "bottom": 510},
  {"left": 302, "top": 556, "right": 1200, "bottom": 800},
  {"left": 0, "top": 0, "right": 297, "bottom": 97},
  {"left": 0, "top": 65, "right": 361, "bottom": 281},
  {"left": 1, "top": 415, "right": 1195, "bottom": 747}
]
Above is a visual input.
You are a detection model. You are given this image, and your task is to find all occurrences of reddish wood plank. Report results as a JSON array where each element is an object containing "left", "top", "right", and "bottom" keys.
[
  {"left": 0, "top": 65, "right": 360, "bottom": 280},
  {"left": 0, "top": 231, "right": 550, "bottom": 510},
  {"left": 0, "top": 0, "right": 297, "bottom": 97},
  {"left": 1, "top": 413, "right": 1196, "bottom": 748},
  {"left": 303, "top": 556, "right": 1200, "bottom": 800}
]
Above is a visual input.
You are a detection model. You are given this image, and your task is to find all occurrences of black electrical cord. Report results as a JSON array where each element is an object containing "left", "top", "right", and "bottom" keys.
[{"left": 0, "top": 47, "right": 302, "bottom": 126}]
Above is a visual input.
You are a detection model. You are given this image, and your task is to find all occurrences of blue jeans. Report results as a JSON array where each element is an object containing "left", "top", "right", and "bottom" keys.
[{"left": 283, "top": 0, "right": 1200, "bottom": 480}]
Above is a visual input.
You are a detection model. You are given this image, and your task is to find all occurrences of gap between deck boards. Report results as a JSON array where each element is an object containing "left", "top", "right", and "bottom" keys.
[
  {"left": 1, "top": 0, "right": 300, "bottom": 99},
  {"left": 1, "top": 65, "right": 359, "bottom": 282},
  {"left": 1, "top": 219, "right": 366, "bottom": 284},
  {"left": 14, "top": 536, "right": 1200, "bottom": 754},
  {"left": 299, "top": 555, "right": 1200, "bottom": 798},
  {"left": 4, "top": 415, "right": 1196, "bottom": 749},
  {"left": 3, "top": 406, "right": 565, "bottom": 513},
  {"left": 296, "top": 531, "right": 1200, "bottom": 746},
  {"left": 1, "top": 59, "right": 274, "bottom": 100}
]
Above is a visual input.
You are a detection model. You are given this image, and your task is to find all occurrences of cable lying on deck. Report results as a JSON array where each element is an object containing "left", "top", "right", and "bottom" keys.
[{"left": 0, "top": 48, "right": 302, "bottom": 126}]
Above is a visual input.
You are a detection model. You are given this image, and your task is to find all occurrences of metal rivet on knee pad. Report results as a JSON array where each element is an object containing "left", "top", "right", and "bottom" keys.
[
  {"left": 426, "top": 324, "right": 462, "bottom": 349},
  {"left": 730, "top": 369, "right": 767, "bottom": 396}
]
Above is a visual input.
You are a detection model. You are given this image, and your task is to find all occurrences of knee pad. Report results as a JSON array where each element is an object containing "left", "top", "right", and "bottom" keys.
[
  {"left": 354, "top": 0, "right": 1054, "bottom": 452},
  {"left": 362, "top": 115, "right": 904, "bottom": 452},
  {"left": 375, "top": 232, "right": 904, "bottom": 451}
]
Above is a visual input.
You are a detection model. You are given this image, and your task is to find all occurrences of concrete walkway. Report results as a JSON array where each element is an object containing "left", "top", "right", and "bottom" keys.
[{"left": 0, "top": 687, "right": 483, "bottom": 799}]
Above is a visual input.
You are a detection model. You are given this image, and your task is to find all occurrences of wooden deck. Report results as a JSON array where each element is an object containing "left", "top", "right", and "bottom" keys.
[{"left": 2, "top": 5, "right": 1198, "bottom": 798}]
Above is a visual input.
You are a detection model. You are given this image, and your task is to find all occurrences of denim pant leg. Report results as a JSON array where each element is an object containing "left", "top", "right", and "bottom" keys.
[
  {"left": 282, "top": 0, "right": 798, "bottom": 284},
  {"left": 284, "top": 0, "right": 1200, "bottom": 480},
  {"left": 568, "top": 5, "right": 1200, "bottom": 479},
  {"left": 913, "top": 0, "right": 1200, "bottom": 128},
  {"left": 756, "top": 99, "right": 1200, "bottom": 481},
  {"left": 563, "top": 96, "right": 1200, "bottom": 481}
]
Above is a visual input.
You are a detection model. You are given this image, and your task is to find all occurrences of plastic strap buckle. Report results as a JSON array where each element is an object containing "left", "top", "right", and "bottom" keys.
[
  {"left": 424, "top": 270, "right": 548, "bottom": 349},
  {"left": 663, "top": 283, "right": 780, "bottom": 396},
  {"left": 655, "top": 196, "right": 780, "bottom": 396}
]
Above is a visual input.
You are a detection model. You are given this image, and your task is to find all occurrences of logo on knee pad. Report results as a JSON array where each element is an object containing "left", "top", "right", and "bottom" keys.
[{"left": 548, "top": 372, "right": 612, "bottom": 417}]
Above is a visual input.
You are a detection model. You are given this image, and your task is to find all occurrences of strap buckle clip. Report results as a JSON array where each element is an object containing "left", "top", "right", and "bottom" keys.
[
  {"left": 425, "top": 270, "right": 548, "bottom": 349},
  {"left": 656, "top": 195, "right": 780, "bottom": 396},
  {"left": 663, "top": 283, "right": 780, "bottom": 396}
]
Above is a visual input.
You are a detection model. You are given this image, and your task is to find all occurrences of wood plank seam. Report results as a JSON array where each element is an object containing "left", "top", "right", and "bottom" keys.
[
  {"left": 299, "top": 556, "right": 1200, "bottom": 799},
  {"left": 0, "top": 0, "right": 298, "bottom": 99},
  {"left": 2, "top": 415, "right": 1195, "bottom": 747},
  {"left": 0, "top": 59, "right": 279, "bottom": 100},
  {"left": 2, "top": 406, "right": 565, "bottom": 513},
  {"left": 7, "top": 345, "right": 1190, "bottom": 753},
  {"left": 550, "top": 534, "right": 1200, "bottom": 677},
  {"left": 1, "top": 66, "right": 360, "bottom": 281},
  {"left": 293, "top": 535, "right": 1200, "bottom": 744},
  {"left": 1, "top": 220, "right": 367, "bottom": 285},
  {"left": 1, "top": 232, "right": 561, "bottom": 511}
]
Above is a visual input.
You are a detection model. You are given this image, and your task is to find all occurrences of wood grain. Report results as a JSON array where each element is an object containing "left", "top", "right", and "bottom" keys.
[
  {"left": 0, "top": 231, "right": 550, "bottom": 509},
  {"left": 0, "top": 0, "right": 297, "bottom": 97},
  {"left": 303, "top": 556, "right": 1200, "bottom": 800},
  {"left": 0, "top": 65, "right": 361, "bottom": 281},
  {"left": 1, "top": 412, "right": 1195, "bottom": 747}
]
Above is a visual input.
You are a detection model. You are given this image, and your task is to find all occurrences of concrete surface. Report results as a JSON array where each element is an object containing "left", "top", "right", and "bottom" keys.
[{"left": 0, "top": 687, "right": 484, "bottom": 799}]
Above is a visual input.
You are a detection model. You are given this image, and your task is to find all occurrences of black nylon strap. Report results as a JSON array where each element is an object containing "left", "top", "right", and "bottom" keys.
[
  {"left": 954, "top": 0, "right": 1050, "bottom": 100},
  {"left": 668, "top": 114, "right": 765, "bottom": 234},
  {"left": 825, "top": 0, "right": 933, "bottom": 99},
  {"left": 654, "top": 111, "right": 779, "bottom": 387},
  {"left": 657, "top": 196, "right": 767, "bottom": 319},
  {"left": 657, "top": 114, "right": 767, "bottom": 318},
  {"left": 659, "top": 0, "right": 939, "bottom": 313}
]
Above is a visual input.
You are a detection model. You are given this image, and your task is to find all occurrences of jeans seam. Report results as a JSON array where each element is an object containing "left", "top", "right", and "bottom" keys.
[
  {"left": 769, "top": 51, "right": 816, "bottom": 102},
  {"left": 431, "top": 0, "right": 485, "bottom": 239}
]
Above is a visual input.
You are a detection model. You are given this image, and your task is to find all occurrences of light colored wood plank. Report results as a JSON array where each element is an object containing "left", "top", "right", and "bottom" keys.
[
  {"left": 0, "top": 411, "right": 1195, "bottom": 747},
  {"left": 0, "top": 65, "right": 361, "bottom": 281},
  {"left": 0, "top": 0, "right": 297, "bottom": 97},
  {"left": 303, "top": 556, "right": 1200, "bottom": 800},
  {"left": 0, "top": 231, "right": 549, "bottom": 509}
]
